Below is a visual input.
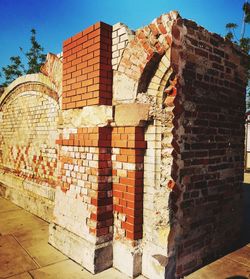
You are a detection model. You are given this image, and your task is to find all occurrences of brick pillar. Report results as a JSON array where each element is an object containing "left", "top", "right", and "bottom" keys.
[
  {"left": 62, "top": 22, "right": 112, "bottom": 109},
  {"left": 49, "top": 22, "right": 113, "bottom": 274},
  {"left": 112, "top": 126, "right": 146, "bottom": 277}
]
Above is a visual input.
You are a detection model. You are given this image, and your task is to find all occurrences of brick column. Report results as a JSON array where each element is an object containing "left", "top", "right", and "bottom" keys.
[
  {"left": 62, "top": 22, "right": 112, "bottom": 109},
  {"left": 49, "top": 22, "right": 113, "bottom": 274},
  {"left": 111, "top": 126, "right": 146, "bottom": 277}
]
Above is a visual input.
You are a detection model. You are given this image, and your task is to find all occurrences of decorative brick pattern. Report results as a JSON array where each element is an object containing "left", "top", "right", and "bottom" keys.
[
  {"left": 56, "top": 127, "right": 113, "bottom": 239},
  {"left": 0, "top": 83, "right": 59, "bottom": 187},
  {"left": 62, "top": 22, "right": 113, "bottom": 109}
]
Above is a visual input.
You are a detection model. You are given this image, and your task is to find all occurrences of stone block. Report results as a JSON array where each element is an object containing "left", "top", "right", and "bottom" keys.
[
  {"left": 113, "top": 72, "right": 137, "bottom": 103},
  {"left": 114, "top": 103, "right": 150, "bottom": 126},
  {"left": 142, "top": 243, "right": 168, "bottom": 279},
  {"left": 62, "top": 105, "right": 113, "bottom": 128},
  {"left": 113, "top": 240, "right": 142, "bottom": 278},
  {"left": 49, "top": 223, "right": 113, "bottom": 274}
]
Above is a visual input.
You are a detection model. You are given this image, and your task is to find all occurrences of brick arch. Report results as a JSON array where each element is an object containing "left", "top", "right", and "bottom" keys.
[
  {"left": 0, "top": 73, "right": 59, "bottom": 110},
  {"left": 115, "top": 11, "right": 179, "bottom": 103}
]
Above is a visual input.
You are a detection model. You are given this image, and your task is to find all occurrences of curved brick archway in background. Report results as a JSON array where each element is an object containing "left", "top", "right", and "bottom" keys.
[{"left": 0, "top": 74, "right": 60, "bottom": 221}]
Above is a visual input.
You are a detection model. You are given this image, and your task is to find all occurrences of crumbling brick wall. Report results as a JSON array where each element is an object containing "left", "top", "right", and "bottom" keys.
[
  {"left": 0, "top": 55, "right": 62, "bottom": 221},
  {"left": 0, "top": 10, "right": 247, "bottom": 279},
  {"left": 169, "top": 18, "right": 248, "bottom": 277}
]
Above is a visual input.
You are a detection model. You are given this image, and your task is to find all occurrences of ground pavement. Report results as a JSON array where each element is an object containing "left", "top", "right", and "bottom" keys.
[{"left": 0, "top": 175, "right": 250, "bottom": 279}]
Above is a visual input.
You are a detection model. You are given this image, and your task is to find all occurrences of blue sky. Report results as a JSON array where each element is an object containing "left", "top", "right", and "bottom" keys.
[{"left": 0, "top": 0, "right": 248, "bottom": 79}]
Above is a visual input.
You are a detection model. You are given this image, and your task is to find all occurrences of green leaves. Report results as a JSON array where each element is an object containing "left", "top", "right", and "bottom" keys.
[
  {"left": 225, "top": 1, "right": 250, "bottom": 111},
  {"left": 243, "top": 2, "right": 250, "bottom": 23},
  {"left": 1, "top": 56, "right": 25, "bottom": 87},
  {"left": 226, "top": 23, "right": 238, "bottom": 29},
  {"left": 225, "top": 31, "right": 234, "bottom": 41},
  {"left": 0, "top": 29, "right": 46, "bottom": 87},
  {"left": 240, "top": 37, "right": 250, "bottom": 53},
  {"left": 225, "top": 2, "right": 250, "bottom": 48},
  {"left": 26, "top": 29, "right": 46, "bottom": 74}
]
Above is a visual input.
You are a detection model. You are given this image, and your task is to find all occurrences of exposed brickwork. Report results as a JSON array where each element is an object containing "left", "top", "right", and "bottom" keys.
[
  {"left": 56, "top": 127, "right": 113, "bottom": 239},
  {"left": 112, "top": 127, "right": 146, "bottom": 240},
  {"left": 167, "top": 18, "right": 248, "bottom": 278},
  {"left": 56, "top": 126, "right": 146, "bottom": 241},
  {"left": 62, "top": 22, "right": 113, "bottom": 109},
  {"left": 0, "top": 83, "right": 59, "bottom": 186}
]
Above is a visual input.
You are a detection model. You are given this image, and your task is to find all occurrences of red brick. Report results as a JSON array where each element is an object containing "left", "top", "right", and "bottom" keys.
[
  {"left": 64, "top": 41, "right": 77, "bottom": 52},
  {"left": 71, "top": 44, "right": 82, "bottom": 54},
  {"left": 113, "top": 190, "right": 123, "bottom": 198},
  {"left": 87, "top": 98, "right": 99, "bottom": 105},
  {"left": 113, "top": 184, "right": 126, "bottom": 192},
  {"left": 88, "top": 43, "right": 100, "bottom": 53},
  {"left": 72, "top": 58, "right": 82, "bottom": 67},
  {"left": 65, "top": 102, "right": 76, "bottom": 109},
  {"left": 76, "top": 61, "right": 88, "bottom": 70},
  {"left": 82, "top": 65, "right": 94, "bottom": 74},
  {"left": 76, "top": 48, "right": 88, "bottom": 58},
  {"left": 63, "top": 37, "right": 72, "bottom": 47},
  {"left": 88, "top": 28, "right": 101, "bottom": 40},
  {"left": 116, "top": 155, "right": 127, "bottom": 162},
  {"left": 96, "top": 227, "right": 109, "bottom": 237},
  {"left": 88, "top": 57, "right": 100, "bottom": 66},
  {"left": 82, "top": 25, "right": 94, "bottom": 36},
  {"left": 75, "top": 100, "right": 87, "bottom": 107},
  {"left": 82, "top": 79, "right": 93, "bottom": 87},
  {"left": 76, "top": 74, "right": 88, "bottom": 82},
  {"left": 88, "top": 70, "right": 100, "bottom": 79},
  {"left": 71, "top": 82, "right": 81, "bottom": 90}
]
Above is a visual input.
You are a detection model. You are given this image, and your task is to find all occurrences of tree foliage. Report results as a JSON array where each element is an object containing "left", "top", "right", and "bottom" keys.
[
  {"left": 25, "top": 29, "right": 46, "bottom": 74},
  {"left": 1, "top": 56, "right": 25, "bottom": 87},
  {"left": 225, "top": 1, "right": 250, "bottom": 110},
  {"left": 0, "top": 29, "right": 46, "bottom": 87}
]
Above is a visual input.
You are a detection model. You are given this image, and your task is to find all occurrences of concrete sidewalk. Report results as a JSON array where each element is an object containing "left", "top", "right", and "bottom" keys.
[
  {"left": 186, "top": 245, "right": 250, "bottom": 279},
  {"left": 0, "top": 197, "right": 145, "bottom": 279}
]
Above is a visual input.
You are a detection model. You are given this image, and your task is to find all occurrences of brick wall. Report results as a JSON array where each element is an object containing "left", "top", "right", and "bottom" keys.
[
  {"left": 62, "top": 22, "right": 112, "bottom": 109},
  {"left": 0, "top": 75, "right": 60, "bottom": 221},
  {"left": 54, "top": 127, "right": 113, "bottom": 239},
  {"left": 168, "top": 18, "right": 248, "bottom": 278}
]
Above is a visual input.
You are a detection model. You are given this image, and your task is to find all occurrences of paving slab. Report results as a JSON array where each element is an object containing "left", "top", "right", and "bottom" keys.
[
  {"left": 13, "top": 226, "right": 67, "bottom": 267},
  {"left": 29, "top": 259, "right": 100, "bottom": 279},
  {"left": 0, "top": 235, "right": 37, "bottom": 278},
  {"left": 0, "top": 206, "right": 47, "bottom": 235},
  {"left": 225, "top": 246, "right": 250, "bottom": 267},
  {"left": 185, "top": 257, "right": 250, "bottom": 279},
  {"left": 29, "top": 259, "right": 145, "bottom": 279},
  {"left": 0, "top": 197, "right": 21, "bottom": 213},
  {"left": 6, "top": 272, "right": 33, "bottom": 279}
]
